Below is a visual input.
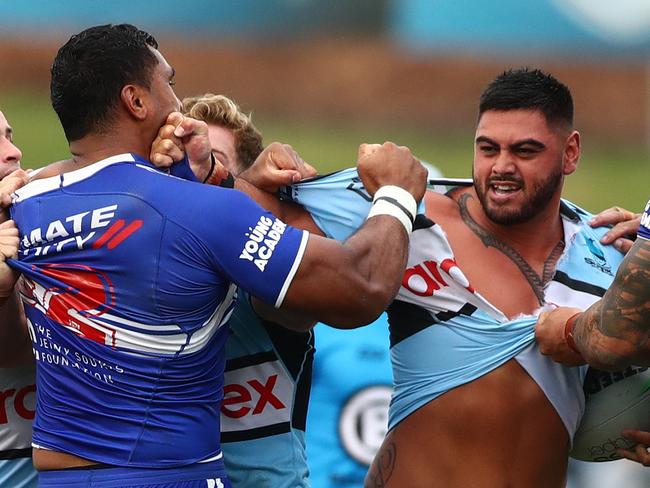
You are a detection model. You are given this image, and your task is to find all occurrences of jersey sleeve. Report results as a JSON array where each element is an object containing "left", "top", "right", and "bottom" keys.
[
  {"left": 196, "top": 187, "right": 308, "bottom": 308},
  {"left": 280, "top": 167, "right": 425, "bottom": 241},
  {"left": 638, "top": 199, "right": 650, "bottom": 240}
]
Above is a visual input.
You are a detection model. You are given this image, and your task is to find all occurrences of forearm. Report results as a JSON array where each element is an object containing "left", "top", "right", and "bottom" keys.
[
  {"left": 573, "top": 238, "right": 650, "bottom": 369},
  {"left": 283, "top": 215, "right": 409, "bottom": 327}
]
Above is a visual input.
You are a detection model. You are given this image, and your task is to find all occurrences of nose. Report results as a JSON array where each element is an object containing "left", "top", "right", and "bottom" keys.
[
  {"left": 491, "top": 150, "right": 515, "bottom": 175},
  {"left": 0, "top": 137, "right": 22, "bottom": 165}
]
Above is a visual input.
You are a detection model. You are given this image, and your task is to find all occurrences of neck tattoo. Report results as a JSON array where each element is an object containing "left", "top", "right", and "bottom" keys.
[{"left": 457, "top": 193, "right": 565, "bottom": 305}]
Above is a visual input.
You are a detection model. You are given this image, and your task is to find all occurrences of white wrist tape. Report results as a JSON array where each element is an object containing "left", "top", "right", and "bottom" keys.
[{"left": 367, "top": 185, "right": 417, "bottom": 234}]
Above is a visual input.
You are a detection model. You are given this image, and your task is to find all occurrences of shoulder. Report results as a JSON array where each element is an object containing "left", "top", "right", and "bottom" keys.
[{"left": 424, "top": 186, "right": 463, "bottom": 221}]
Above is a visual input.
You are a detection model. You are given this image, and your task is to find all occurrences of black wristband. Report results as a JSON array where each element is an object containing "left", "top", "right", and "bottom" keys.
[{"left": 202, "top": 153, "right": 217, "bottom": 184}]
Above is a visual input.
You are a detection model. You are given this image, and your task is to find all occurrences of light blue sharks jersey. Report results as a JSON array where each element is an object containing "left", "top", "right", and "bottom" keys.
[
  {"left": 283, "top": 171, "right": 624, "bottom": 438},
  {"left": 220, "top": 293, "right": 313, "bottom": 488}
]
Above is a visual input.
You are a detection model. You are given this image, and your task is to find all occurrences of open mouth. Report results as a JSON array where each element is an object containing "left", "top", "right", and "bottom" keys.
[{"left": 488, "top": 181, "right": 522, "bottom": 201}]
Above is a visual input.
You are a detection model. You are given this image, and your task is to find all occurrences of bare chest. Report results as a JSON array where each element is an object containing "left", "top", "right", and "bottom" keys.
[{"left": 433, "top": 216, "right": 559, "bottom": 318}]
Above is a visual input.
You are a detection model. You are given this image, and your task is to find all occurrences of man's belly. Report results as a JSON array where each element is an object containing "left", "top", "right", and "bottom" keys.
[{"left": 370, "top": 360, "right": 570, "bottom": 488}]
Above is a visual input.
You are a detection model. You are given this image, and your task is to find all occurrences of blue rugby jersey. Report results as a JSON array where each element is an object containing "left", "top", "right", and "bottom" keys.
[
  {"left": 8, "top": 153, "right": 308, "bottom": 468},
  {"left": 638, "top": 199, "right": 650, "bottom": 240}
]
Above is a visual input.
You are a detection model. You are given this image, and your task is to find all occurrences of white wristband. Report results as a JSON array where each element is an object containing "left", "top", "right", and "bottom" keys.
[
  {"left": 367, "top": 185, "right": 417, "bottom": 233},
  {"left": 367, "top": 199, "right": 413, "bottom": 233},
  {"left": 373, "top": 185, "right": 417, "bottom": 222},
  {"left": 367, "top": 184, "right": 417, "bottom": 234}
]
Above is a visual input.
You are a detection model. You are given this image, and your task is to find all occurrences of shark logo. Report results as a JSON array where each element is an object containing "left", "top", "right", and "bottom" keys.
[
  {"left": 586, "top": 237, "right": 606, "bottom": 263},
  {"left": 584, "top": 237, "right": 613, "bottom": 276}
]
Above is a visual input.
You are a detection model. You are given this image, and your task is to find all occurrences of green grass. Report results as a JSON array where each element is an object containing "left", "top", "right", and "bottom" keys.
[{"left": 2, "top": 90, "right": 648, "bottom": 214}]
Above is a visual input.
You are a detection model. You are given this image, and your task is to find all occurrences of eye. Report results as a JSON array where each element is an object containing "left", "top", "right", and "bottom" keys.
[
  {"left": 168, "top": 80, "right": 176, "bottom": 87},
  {"left": 516, "top": 147, "right": 538, "bottom": 157},
  {"left": 479, "top": 145, "right": 497, "bottom": 155}
]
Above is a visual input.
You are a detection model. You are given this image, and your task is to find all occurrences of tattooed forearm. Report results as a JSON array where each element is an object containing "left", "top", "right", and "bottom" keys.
[
  {"left": 574, "top": 238, "right": 650, "bottom": 369},
  {"left": 365, "top": 442, "right": 397, "bottom": 488},
  {"left": 458, "top": 194, "right": 564, "bottom": 304}
]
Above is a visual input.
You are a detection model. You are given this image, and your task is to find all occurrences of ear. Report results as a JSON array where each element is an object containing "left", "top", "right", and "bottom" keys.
[
  {"left": 120, "top": 84, "right": 148, "bottom": 121},
  {"left": 562, "top": 130, "right": 580, "bottom": 175}
]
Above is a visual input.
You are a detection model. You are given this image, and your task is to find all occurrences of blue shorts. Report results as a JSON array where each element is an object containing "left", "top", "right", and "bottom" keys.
[{"left": 37, "top": 460, "right": 231, "bottom": 488}]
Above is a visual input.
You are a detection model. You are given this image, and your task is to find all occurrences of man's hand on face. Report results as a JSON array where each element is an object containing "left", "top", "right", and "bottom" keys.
[
  {"left": 238, "top": 142, "right": 317, "bottom": 193},
  {"left": 150, "top": 112, "right": 217, "bottom": 182},
  {"left": 356, "top": 142, "right": 427, "bottom": 203},
  {"left": 0, "top": 169, "right": 29, "bottom": 208}
]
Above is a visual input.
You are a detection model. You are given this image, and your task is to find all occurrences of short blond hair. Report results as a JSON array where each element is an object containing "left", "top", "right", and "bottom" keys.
[{"left": 183, "top": 94, "right": 263, "bottom": 173}]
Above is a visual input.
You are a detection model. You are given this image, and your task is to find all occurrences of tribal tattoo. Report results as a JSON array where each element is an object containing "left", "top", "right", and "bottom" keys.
[
  {"left": 458, "top": 193, "right": 564, "bottom": 304},
  {"left": 574, "top": 237, "right": 650, "bottom": 369},
  {"left": 365, "top": 442, "right": 397, "bottom": 488}
]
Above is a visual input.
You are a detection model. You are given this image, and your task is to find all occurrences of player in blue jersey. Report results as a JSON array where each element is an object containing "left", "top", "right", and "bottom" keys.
[
  {"left": 0, "top": 109, "right": 38, "bottom": 488},
  {"left": 2, "top": 24, "right": 427, "bottom": 488}
]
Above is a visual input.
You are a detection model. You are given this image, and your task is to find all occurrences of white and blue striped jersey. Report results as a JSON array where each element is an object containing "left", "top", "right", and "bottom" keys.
[
  {"left": 0, "top": 364, "right": 37, "bottom": 488},
  {"left": 220, "top": 293, "right": 313, "bottom": 487},
  {"left": 8, "top": 153, "right": 307, "bottom": 468},
  {"left": 284, "top": 171, "right": 624, "bottom": 438}
]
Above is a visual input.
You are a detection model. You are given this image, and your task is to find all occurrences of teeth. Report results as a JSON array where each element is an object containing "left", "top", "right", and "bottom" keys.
[{"left": 493, "top": 184, "right": 518, "bottom": 192}]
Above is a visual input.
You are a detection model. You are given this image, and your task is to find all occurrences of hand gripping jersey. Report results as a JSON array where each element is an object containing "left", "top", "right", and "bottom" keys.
[
  {"left": 8, "top": 154, "right": 308, "bottom": 468},
  {"left": 0, "top": 364, "right": 38, "bottom": 488},
  {"left": 638, "top": 198, "right": 650, "bottom": 240},
  {"left": 282, "top": 170, "right": 624, "bottom": 438},
  {"left": 220, "top": 293, "right": 313, "bottom": 488},
  {"left": 306, "top": 317, "right": 392, "bottom": 488}
]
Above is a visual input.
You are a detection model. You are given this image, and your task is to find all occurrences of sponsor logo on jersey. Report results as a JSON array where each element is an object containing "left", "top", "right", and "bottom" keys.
[
  {"left": 239, "top": 216, "right": 287, "bottom": 272},
  {"left": 221, "top": 360, "right": 292, "bottom": 432},
  {"left": 20, "top": 205, "right": 142, "bottom": 258},
  {"left": 20, "top": 264, "right": 117, "bottom": 346},
  {"left": 402, "top": 258, "right": 474, "bottom": 297},
  {"left": 346, "top": 177, "right": 372, "bottom": 202},
  {"left": 0, "top": 384, "right": 36, "bottom": 424},
  {"left": 339, "top": 385, "right": 391, "bottom": 466},
  {"left": 583, "top": 237, "right": 613, "bottom": 276}
]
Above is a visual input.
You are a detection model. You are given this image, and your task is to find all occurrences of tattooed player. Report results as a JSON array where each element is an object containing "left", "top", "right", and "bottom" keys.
[{"left": 536, "top": 203, "right": 650, "bottom": 467}]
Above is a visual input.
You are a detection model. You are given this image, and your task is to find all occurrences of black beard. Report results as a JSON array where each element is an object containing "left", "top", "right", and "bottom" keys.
[{"left": 474, "top": 169, "right": 563, "bottom": 225}]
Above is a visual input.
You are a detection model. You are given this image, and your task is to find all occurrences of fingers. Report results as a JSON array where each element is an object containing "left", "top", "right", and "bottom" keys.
[
  {"left": 265, "top": 142, "right": 314, "bottom": 183},
  {"left": 0, "top": 220, "right": 19, "bottom": 261},
  {"left": 0, "top": 169, "right": 29, "bottom": 208},
  {"left": 617, "top": 442, "right": 650, "bottom": 467},
  {"left": 589, "top": 206, "right": 638, "bottom": 228},
  {"left": 535, "top": 307, "right": 585, "bottom": 366},
  {"left": 358, "top": 143, "right": 382, "bottom": 160},
  {"left": 589, "top": 206, "right": 641, "bottom": 253},
  {"left": 151, "top": 114, "right": 186, "bottom": 168}
]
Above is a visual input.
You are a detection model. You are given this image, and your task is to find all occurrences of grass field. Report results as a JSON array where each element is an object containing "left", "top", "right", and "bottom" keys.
[{"left": 3, "top": 90, "right": 648, "bottom": 214}]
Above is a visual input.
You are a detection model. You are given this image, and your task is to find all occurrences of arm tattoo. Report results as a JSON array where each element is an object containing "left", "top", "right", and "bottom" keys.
[
  {"left": 575, "top": 238, "right": 650, "bottom": 368},
  {"left": 458, "top": 193, "right": 564, "bottom": 305},
  {"left": 365, "top": 442, "right": 397, "bottom": 488}
]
